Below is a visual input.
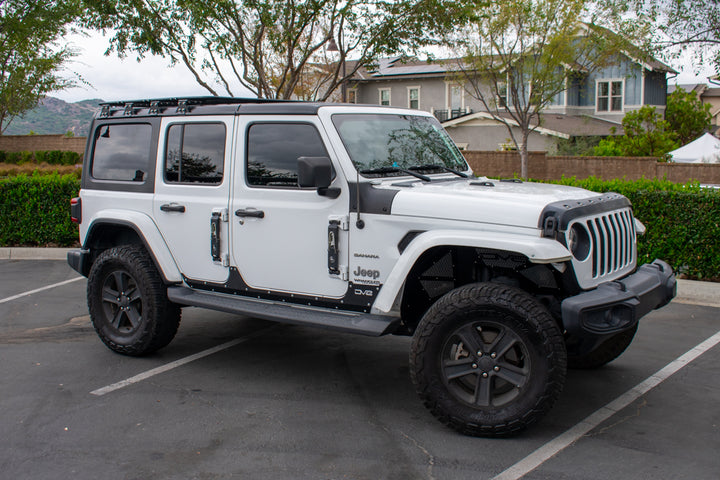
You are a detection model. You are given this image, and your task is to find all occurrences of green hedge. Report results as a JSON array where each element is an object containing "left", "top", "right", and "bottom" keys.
[
  {"left": 0, "top": 173, "right": 718, "bottom": 280},
  {"left": 0, "top": 173, "right": 80, "bottom": 246},
  {"left": 0, "top": 150, "right": 82, "bottom": 165},
  {"left": 548, "top": 177, "right": 720, "bottom": 281}
]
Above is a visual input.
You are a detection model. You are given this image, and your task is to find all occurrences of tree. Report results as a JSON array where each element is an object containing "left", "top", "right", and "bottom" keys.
[
  {"left": 593, "top": 106, "right": 679, "bottom": 158},
  {"left": 0, "top": 1, "right": 79, "bottom": 134},
  {"left": 633, "top": 0, "right": 720, "bottom": 75},
  {"left": 83, "top": 0, "right": 431, "bottom": 100},
  {"left": 443, "top": 0, "right": 641, "bottom": 178},
  {"left": 665, "top": 88, "right": 712, "bottom": 145}
]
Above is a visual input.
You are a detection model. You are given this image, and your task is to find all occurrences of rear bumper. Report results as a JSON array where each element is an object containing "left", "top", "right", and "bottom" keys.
[
  {"left": 67, "top": 248, "right": 91, "bottom": 277},
  {"left": 562, "top": 259, "right": 676, "bottom": 351}
]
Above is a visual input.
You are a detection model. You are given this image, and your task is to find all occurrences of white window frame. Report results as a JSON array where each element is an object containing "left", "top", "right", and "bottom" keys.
[
  {"left": 379, "top": 88, "right": 391, "bottom": 106},
  {"left": 445, "top": 82, "right": 465, "bottom": 111},
  {"left": 497, "top": 81, "right": 508, "bottom": 109},
  {"left": 596, "top": 79, "right": 624, "bottom": 113},
  {"left": 407, "top": 86, "right": 420, "bottom": 109}
]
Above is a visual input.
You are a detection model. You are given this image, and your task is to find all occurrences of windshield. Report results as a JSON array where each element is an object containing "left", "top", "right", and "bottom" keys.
[{"left": 331, "top": 114, "right": 468, "bottom": 177}]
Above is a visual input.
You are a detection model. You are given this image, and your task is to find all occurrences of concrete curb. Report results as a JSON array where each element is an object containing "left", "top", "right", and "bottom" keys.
[
  {"left": 0, "top": 247, "right": 71, "bottom": 261},
  {"left": 1, "top": 249, "right": 719, "bottom": 306}
]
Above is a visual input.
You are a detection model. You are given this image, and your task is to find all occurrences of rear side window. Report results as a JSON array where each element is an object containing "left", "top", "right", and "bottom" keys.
[
  {"left": 91, "top": 123, "right": 153, "bottom": 182},
  {"left": 246, "top": 123, "right": 328, "bottom": 187},
  {"left": 165, "top": 123, "right": 226, "bottom": 184}
]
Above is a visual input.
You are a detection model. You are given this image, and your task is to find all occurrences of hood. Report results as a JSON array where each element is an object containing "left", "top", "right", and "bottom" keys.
[{"left": 388, "top": 177, "right": 598, "bottom": 228}]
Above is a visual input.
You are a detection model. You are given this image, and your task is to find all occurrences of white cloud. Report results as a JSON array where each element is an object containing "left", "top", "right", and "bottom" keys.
[{"left": 56, "top": 31, "right": 254, "bottom": 103}]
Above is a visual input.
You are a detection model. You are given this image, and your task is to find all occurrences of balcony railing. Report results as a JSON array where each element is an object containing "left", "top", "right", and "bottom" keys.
[{"left": 433, "top": 108, "right": 473, "bottom": 122}]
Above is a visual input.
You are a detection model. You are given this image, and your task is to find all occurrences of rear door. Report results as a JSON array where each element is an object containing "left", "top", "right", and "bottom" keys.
[{"left": 153, "top": 116, "right": 234, "bottom": 282}]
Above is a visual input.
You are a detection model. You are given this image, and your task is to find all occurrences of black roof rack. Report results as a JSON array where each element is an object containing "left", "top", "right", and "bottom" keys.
[{"left": 97, "top": 96, "right": 294, "bottom": 108}]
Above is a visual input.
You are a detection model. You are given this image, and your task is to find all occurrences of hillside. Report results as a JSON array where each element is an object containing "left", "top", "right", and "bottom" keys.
[{"left": 4, "top": 97, "right": 103, "bottom": 136}]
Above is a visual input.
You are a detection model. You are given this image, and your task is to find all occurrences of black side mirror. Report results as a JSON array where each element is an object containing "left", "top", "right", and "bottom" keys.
[{"left": 297, "top": 156, "right": 340, "bottom": 198}]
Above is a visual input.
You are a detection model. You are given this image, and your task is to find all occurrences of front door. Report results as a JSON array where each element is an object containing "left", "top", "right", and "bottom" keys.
[
  {"left": 153, "top": 117, "right": 234, "bottom": 283},
  {"left": 230, "top": 118, "right": 349, "bottom": 298}
]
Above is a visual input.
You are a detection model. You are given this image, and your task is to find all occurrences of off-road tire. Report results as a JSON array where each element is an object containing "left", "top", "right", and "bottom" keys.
[
  {"left": 410, "top": 282, "right": 567, "bottom": 437},
  {"left": 568, "top": 324, "right": 638, "bottom": 369},
  {"left": 87, "top": 245, "right": 181, "bottom": 356}
]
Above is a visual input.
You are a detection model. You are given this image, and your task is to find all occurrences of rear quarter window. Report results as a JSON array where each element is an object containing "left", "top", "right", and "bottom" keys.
[{"left": 91, "top": 123, "right": 153, "bottom": 182}]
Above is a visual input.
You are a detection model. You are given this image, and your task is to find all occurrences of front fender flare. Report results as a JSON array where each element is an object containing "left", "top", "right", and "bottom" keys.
[
  {"left": 84, "top": 209, "right": 182, "bottom": 283},
  {"left": 371, "top": 229, "right": 571, "bottom": 314}
]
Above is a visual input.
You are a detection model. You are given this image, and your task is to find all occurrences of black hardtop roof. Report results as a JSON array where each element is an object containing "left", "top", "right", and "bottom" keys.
[{"left": 96, "top": 96, "right": 332, "bottom": 118}]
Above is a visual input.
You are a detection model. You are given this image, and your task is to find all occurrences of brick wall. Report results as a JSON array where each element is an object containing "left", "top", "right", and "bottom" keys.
[
  {"left": 0, "top": 135, "right": 86, "bottom": 156},
  {"left": 464, "top": 150, "right": 720, "bottom": 184}
]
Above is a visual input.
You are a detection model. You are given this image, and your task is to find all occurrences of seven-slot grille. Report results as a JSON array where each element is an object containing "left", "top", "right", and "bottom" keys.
[{"left": 584, "top": 208, "right": 636, "bottom": 280}]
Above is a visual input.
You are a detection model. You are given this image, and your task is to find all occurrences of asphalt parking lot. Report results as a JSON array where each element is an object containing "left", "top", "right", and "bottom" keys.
[{"left": 1, "top": 258, "right": 719, "bottom": 480}]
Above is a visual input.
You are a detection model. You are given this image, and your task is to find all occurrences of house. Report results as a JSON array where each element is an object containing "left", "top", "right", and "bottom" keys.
[{"left": 346, "top": 41, "right": 676, "bottom": 152}]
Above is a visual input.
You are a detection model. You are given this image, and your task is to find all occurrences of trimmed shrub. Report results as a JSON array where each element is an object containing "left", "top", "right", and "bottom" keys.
[
  {"left": 0, "top": 150, "right": 81, "bottom": 165},
  {"left": 0, "top": 172, "right": 80, "bottom": 246}
]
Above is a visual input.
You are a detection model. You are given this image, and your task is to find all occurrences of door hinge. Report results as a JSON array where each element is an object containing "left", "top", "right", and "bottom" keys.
[
  {"left": 339, "top": 265, "right": 349, "bottom": 281},
  {"left": 328, "top": 215, "right": 349, "bottom": 231}
]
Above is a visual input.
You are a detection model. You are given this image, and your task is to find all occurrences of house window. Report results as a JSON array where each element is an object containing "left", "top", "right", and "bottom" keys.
[
  {"left": 597, "top": 80, "right": 623, "bottom": 112},
  {"left": 408, "top": 87, "right": 420, "bottom": 109},
  {"left": 449, "top": 84, "right": 463, "bottom": 111},
  {"left": 497, "top": 82, "right": 508, "bottom": 108},
  {"left": 379, "top": 88, "right": 391, "bottom": 106},
  {"left": 347, "top": 89, "right": 358, "bottom": 104}
]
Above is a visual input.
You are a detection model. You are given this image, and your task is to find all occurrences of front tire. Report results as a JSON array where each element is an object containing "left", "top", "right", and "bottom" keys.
[
  {"left": 410, "top": 283, "right": 566, "bottom": 437},
  {"left": 87, "top": 245, "right": 181, "bottom": 356}
]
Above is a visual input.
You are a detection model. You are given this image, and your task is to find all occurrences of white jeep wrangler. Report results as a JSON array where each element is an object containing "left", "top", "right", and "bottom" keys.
[{"left": 68, "top": 97, "right": 676, "bottom": 437}]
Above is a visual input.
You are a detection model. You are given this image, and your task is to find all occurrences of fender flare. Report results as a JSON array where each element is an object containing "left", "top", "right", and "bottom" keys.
[
  {"left": 84, "top": 210, "right": 182, "bottom": 283},
  {"left": 371, "top": 229, "right": 571, "bottom": 314}
]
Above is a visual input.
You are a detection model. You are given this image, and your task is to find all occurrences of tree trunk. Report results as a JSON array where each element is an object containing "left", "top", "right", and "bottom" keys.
[{"left": 519, "top": 134, "right": 529, "bottom": 179}]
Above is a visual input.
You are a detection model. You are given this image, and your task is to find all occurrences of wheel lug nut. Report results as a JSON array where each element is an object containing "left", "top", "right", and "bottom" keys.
[
  {"left": 490, "top": 352, "right": 497, "bottom": 359},
  {"left": 494, "top": 366, "right": 500, "bottom": 372},
  {"left": 472, "top": 363, "right": 478, "bottom": 369},
  {"left": 482, "top": 372, "right": 489, "bottom": 378},
  {"left": 476, "top": 351, "right": 483, "bottom": 357}
]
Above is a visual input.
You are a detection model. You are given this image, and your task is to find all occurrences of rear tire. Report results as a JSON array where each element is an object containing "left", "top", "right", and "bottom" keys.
[
  {"left": 87, "top": 245, "right": 181, "bottom": 356},
  {"left": 410, "top": 283, "right": 566, "bottom": 437}
]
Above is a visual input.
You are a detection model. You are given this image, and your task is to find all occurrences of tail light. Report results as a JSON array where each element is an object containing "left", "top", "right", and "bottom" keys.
[{"left": 70, "top": 197, "right": 81, "bottom": 224}]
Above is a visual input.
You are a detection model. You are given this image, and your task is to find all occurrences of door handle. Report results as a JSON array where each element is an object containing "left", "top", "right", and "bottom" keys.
[
  {"left": 235, "top": 209, "right": 265, "bottom": 219},
  {"left": 160, "top": 203, "right": 186, "bottom": 213}
]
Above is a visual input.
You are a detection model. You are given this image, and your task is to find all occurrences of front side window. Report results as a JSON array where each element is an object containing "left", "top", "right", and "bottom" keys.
[
  {"left": 246, "top": 123, "right": 329, "bottom": 187},
  {"left": 597, "top": 80, "right": 623, "bottom": 112},
  {"left": 91, "top": 123, "right": 153, "bottom": 182},
  {"left": 165, "top": 123, "right": 225, "bottom": 184},
  {"left": 331, "top": 114, "right": 468, "bottom": 177}
]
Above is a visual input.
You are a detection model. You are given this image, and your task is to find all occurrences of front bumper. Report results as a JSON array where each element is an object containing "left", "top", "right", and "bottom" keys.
[{"left": 562, "top": 259, "right": 676, "bottom": 352}]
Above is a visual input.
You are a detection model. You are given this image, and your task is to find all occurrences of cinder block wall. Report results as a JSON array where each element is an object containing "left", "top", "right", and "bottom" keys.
[
  {"left": 463, "top": 150, "right": 720, "bottom": 184},
  {"left": 0, "top": 135, "right": 86, "bottom": 156}
]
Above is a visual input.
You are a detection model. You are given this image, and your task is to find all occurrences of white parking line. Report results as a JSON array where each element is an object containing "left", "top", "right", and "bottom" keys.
[
  {"left": 90, "top": 325, "right": 278, "bottom": 396},
  {"left": 492, "top": 328, "right": 720, "bottom": 480},
  {"left": 0, "top": 277, "right": 84, "bottom": 304}
]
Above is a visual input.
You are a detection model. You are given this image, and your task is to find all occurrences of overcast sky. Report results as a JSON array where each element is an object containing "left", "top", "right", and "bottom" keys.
[{"left": 54, "top": 31, "right": 716, "bottom": 104}]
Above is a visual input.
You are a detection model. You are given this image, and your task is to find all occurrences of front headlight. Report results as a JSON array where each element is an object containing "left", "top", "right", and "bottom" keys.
[{"left": 567, "top": 223, "right": 591, "bottom": 261}]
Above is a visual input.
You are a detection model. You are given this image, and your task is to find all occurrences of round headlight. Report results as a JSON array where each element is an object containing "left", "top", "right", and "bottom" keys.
[{"left": 568, "top": 223, "right": 591, "bottom": 261}]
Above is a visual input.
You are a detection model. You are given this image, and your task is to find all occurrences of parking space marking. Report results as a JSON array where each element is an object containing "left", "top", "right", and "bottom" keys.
[
  {"left": 492, "top": 328, "right": 720, "bottom": 480},
  {"left": 90, "top": 325, "right": 278, "bottom": 396},
  {"left": 0, "top": 277, "right": 84, "bottom": 304}
]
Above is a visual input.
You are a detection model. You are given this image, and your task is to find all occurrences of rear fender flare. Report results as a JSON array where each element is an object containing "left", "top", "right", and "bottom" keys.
[{"left": 84, "top": 210, "right": 182, "bottom": 283}]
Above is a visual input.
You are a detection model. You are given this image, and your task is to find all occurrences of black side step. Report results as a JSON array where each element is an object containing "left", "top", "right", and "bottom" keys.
[{"left": 167, "top": 286, "right": 399, "bottom": 336}]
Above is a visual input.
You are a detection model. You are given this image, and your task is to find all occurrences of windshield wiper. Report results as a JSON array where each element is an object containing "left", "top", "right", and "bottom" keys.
[
  {"left": 408, "top": 164, "right": 468, "bottom": 178},
  {"left": 359, "top": 166, "right": 431, "bottom": 182}
]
